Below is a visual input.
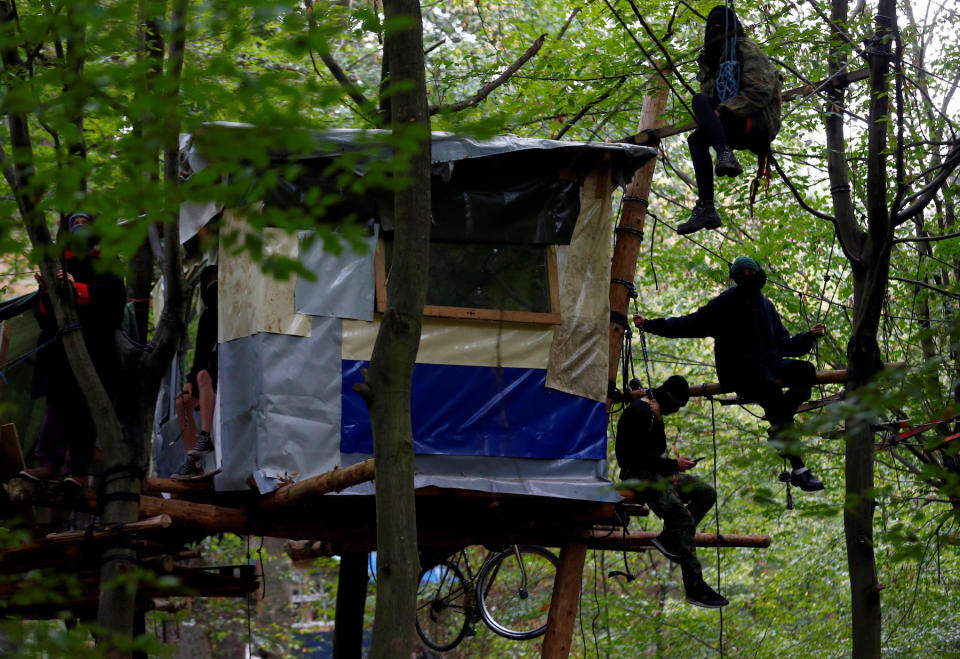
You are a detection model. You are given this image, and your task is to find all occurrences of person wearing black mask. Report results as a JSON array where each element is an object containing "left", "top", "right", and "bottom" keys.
[
  {"left": 19, "top": 212, "right": 126, "bottom": 487},
  {"left": 678, "top": 5, "right": 782, "bottom": 235},
  {"left": 633, "top": 257, "right": 826, "bottom": 492},
  {"left": 172, "top": 264, "right": 219, "bottom": 479},
  {"left": 616, "top": 375, "right": 729, "bottom": 608}
]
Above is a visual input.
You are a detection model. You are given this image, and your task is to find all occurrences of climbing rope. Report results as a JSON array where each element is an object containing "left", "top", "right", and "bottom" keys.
[{"left": 715, "top": 0, "right": 740, "bottom": 103}]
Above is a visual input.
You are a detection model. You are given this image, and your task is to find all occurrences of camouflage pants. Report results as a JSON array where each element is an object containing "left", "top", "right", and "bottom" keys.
[{"left": 638, "top": 473, "right": 717, "bottom": 592}]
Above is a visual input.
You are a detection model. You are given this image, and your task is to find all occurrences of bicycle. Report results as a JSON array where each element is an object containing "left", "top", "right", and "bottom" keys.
[{"left": 415, "top": 544, "right": 558, "bottom": 652}]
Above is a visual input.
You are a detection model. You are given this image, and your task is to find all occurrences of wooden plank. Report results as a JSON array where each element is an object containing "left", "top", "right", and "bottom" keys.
[
  {"left": 628, "top": 67, "right": 872, "bottom": 145},
  {"left": 608, "top": 73, "right": 670, "bottom": 407},
  {"left": 143, "top": 477, "right": 216, "bottom": 496},
  {"left": 0, "top": 423, "right": 25, "bottom": 482},
  {"left": 540, "top": 543, "right": 587, "bottom": 659},
  {"left": 421, "top": 304, "right": 561, "bottom": 325}
]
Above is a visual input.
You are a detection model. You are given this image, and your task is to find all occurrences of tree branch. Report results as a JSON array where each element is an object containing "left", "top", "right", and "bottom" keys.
[
  {"left": 428, "top": 34, "right": 546, "bottom": 114},
  {"left": 893, "top": 230, "right": 960, "bottom": 245},
  {"left": 770, "top": 155, "right": 837, "bottom": 225},
  {"left": 895, "top": 141, "right": 960, "bottom": 225},
  {"left": 552, "top": 76, "right": 626, "bottom": 140},
  {"left": 890, "top": 276, "right": 960, "bottom": 300}
]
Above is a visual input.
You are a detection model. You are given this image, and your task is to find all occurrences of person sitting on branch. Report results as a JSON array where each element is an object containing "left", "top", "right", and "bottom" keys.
[
  {"left": 634, "top": 257, "right": 826, "bottom": 492},
  {"left": 19, "top": 212, "right": 126, "bottom": 487},
  {"left": 677, "top": 4, "right": 782, "bottom": 235},
  {"left": 616, "top": 375, "right": 729, "bottom": 608},
  {"left": 172, "top": 265, "right": 218, "bottom": 480}
]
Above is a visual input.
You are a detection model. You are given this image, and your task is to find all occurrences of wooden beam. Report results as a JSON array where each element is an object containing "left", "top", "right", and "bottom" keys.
[
  {"left": 608, "top": 73, "right": 670, "bottom": 408},
  {"left": 143, "top": 477, "right": 215, "bottom": 496},
  {"left": 628, "top": 67, "right": 871, "bottom": 145},
  {"left": 687, "top": 363, "right": 905, "bottom": 398},
  {"left": 259, "top": 459, "right": 375, "bottom": 511},
  {"left": 540, "top": 543, "right": 586, "bottom": 659}
]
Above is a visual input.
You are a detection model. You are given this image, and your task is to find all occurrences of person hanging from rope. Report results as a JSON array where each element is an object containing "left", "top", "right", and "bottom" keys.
[
  {"left": 616, "top": 375, "right": 729, "bottom": 608},
  {"left": 172, "top": 264, "right": 219, "bottom": 480},
  {"left": 634, "top": 257, "right": 826, "bottom": 492},
  {"left": 18, "top": 212, "right": 127, "bottom": 487},
  {"left": 677, "top": 4, "right": 782, "bottom": 235}
]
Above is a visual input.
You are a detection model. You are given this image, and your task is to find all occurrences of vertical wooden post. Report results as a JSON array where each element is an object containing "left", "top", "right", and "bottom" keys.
[
  {"left": 333, "top": 552, "right": 369, "bottom": 659},
  {"left": 540, "top": 543, "right": 587, "bottom": 659},
  {"left": 607, "top": 73, "right": 672, "bottom": 407}
]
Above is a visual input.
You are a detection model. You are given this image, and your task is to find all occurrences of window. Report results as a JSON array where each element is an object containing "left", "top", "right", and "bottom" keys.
[{"left": 376, "top": 237, "right": 561, "bottom": 324}]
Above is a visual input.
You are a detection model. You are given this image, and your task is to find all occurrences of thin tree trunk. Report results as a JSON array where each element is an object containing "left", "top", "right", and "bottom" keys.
[{"left": 358, "top": 0, "right": 430, "bottom": 655}]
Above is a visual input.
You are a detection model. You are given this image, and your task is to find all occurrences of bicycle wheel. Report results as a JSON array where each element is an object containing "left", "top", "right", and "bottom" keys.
[
  {"left": 476, "top": 545, "right": 558, "bottom": 640},
  {"left": 415, "top": 560, "right": 470, "bottom": 651}
]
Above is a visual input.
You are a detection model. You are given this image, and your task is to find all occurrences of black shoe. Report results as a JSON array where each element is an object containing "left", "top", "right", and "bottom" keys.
[
  {"left": 714, "top": 147, "right": 743, "bottom": 177},
  {"left": 686, "top": 583, "right": 730, "bottom": 608},
  {"left": 790, "top": 468, "right": 825, "bottom": 492},
  {"left": 171, "top": 456, "right": 204, "bottom": 480},
  {"left": 651, "top": 535, "right": 681, "bottom": 562},
  {"left": 188, "top": 431, "right": 215, "bottom": 457},
  {"left": 677, "top": 200, "right": 722, "bottom": 235}
]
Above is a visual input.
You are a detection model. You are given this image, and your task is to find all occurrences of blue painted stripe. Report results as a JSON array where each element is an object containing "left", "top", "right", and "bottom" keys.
[{"left": 341, "top": 360, "right": 606, "bottom": 459}]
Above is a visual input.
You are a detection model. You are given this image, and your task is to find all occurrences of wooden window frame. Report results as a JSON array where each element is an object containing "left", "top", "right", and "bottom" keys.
[{"left": 375, "top": 237, "right": 561, "bottom": 325}]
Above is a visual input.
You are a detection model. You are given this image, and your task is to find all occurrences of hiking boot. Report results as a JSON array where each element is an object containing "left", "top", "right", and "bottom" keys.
[
  {"left": 714, "top": 147, "right": 743, "bottom": 177},
  {"left": 171, "top": 456, "right": 204, "bottom": 480},
  {"left": 677, "top": 200, "right": 722, "bottom": 235},
  {"left": 188, "top": 431, "right": 215, "bottom": 457},
  {"left": 651, "top": 535, "right": 682, "bottom": 562},
  {"left": 790, "top": 467, "right": 825, "bottom": 492},
  {"left": 685, "top": 583, "right": 730, "bottom": 608}
]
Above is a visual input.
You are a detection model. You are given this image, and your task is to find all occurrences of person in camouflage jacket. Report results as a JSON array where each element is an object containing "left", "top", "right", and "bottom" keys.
[{"left": 678, "top": 5, "right": 783, "bottom": 235}]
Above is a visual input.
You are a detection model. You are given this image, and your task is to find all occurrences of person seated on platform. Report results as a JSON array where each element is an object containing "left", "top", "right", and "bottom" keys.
[
  {"left": 616, "top": 375, "right": 729, "bottom": 609},
  {"left": 634, "top": 256, "right": 826, "bottom": 492},
  {"left": 19, "top": 212, "right": 126, "bottom": 487},
  {"left": 172, "top": 265, "right": 218, "bottom": 480},
  {"left": 677, "top": 4, "right": 782, "bottom": 235}
]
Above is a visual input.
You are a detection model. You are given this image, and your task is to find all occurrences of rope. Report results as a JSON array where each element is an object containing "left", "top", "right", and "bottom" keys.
[
  {"left": 709, "top": 398, "right": 725, "bottom": 658},
  {"left": 0, "top": 321, "right": 81, "bottom": 385}
]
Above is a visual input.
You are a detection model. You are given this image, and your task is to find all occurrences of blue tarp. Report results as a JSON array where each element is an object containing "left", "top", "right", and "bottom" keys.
[{"left": 340, "top": 360, "right": 606, "bottom": 460}]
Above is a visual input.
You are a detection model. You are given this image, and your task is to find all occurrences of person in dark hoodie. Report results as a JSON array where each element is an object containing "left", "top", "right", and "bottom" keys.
[
  {"left": 677, "top": 5, "right": 782, "bottom": 235},
  {"left": 19, "top": 212, "right": 126, "bottom": 487},
  {"left": 634, "top": 257, "right": 826, "bottom": 492},
  {"left": 616, "top": 375, "right": 729, "bottom": 608},
  {"left": 172, "top": 264, "right": 218, "bottom": 479}
]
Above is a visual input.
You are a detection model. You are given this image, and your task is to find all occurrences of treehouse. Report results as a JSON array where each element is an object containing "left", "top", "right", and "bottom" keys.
[{"left": 157, "top": 125, "right": 659, "bottom": 500}]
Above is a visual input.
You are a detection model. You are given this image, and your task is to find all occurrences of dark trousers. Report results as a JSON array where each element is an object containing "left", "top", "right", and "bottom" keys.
[
  {"left": 687, "top": 93, "right": 769, "bottom": 201},
  {"left": 638, "top": 473, "right": 717, "bottom": 593},
  {"left": 33, "top": 396, "right": 96, "bottom": 476},
  {"left": 731, "top": 358, "right": 817, "bottom": 468}
]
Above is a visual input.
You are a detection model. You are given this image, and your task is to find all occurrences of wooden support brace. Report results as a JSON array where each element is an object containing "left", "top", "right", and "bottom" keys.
[
  {"left": 541, "top": 543, "right": 587, "bottom": 659},
  {"left": 259, "top": 459, "right": 375, "bottom": 511}
]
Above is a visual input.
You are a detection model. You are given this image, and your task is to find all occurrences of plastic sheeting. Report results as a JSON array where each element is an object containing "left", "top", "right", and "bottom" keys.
[
  {"left": 218, "top": 209, "right": 312, "bottom": 341},
  {"left": 340, "top": 360, "right": 606, "bottom": 460},
  {"left": 342, "top": 317, "right": 554, "bottom": 368},
  {"left": 216, "top": 320, "right": 342, "bottom": 491},
  {"left": 545, "top": 168, "right": 613, "bottom": 402},
  {"left": 294, "top": 228, "right": 378, "bottom": 321},
  {"left": 339, "top": 453, "right": 617, "bottom": 501}
]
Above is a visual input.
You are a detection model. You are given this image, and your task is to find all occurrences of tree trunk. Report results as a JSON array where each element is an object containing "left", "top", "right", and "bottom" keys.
[{"left": 361, "top": 1, "right": 430, "bottom": 655}]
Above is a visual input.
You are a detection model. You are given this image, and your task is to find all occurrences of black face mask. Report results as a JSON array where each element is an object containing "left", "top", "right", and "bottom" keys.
[
  {"left": 69, "top": 223, "right": 99, "bottom": 255},
  {"left": 201, "top": 281, "right": 217, "bottom": 307},
  {"left": 736, "top": 273, "right": 764, "bottom": 292}
]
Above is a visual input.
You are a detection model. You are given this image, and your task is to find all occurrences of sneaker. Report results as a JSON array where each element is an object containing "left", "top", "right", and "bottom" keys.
[
  {"left": 63, "top": 475, "right": 86, "bottom": 488},
  {"left": 171, "top": 456, "right": 204, "bottom": 480},
  {"left": 17, "top": 467, "right": 58, "bottom": 482},
  {"left": 651, "top": 535, "right": 682, "bottom": 562},
  {"left": 790, "top": 468, "right": 825, "bottom": 492},
  {"left": 188, "top": 431, "right": 215, "bottom": 457},
  {"left": 714, "top": 147, "right": 743, "bottom": 177},
  {"left": 686, "top": 583, "right": 730, "bottom": 608},
  {"left": 677, "top": 200, "right": 722, "bottom": 235}
]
